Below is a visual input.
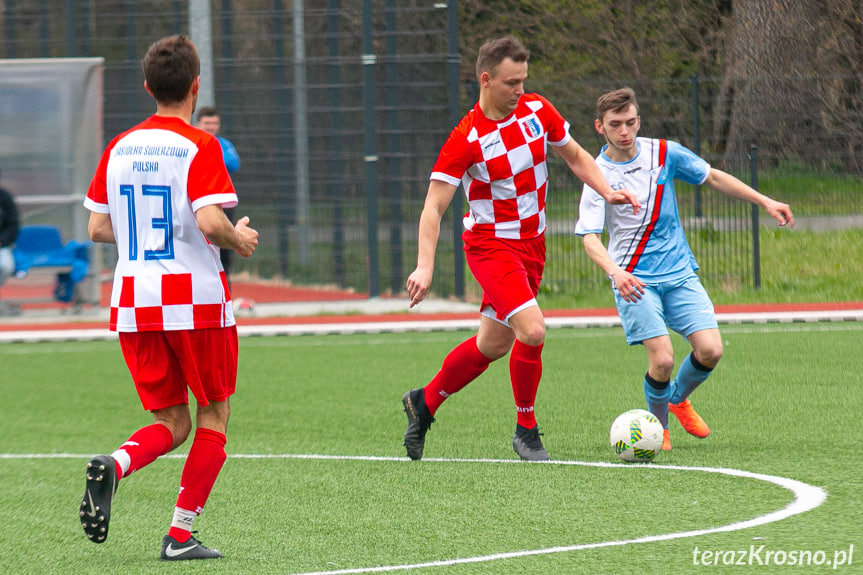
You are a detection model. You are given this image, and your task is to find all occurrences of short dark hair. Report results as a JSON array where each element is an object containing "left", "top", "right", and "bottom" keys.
[
  {"left": 596, "top": 88, "right": 639, "bottom": 122},
  {"left": 142, "top": 35, "right": 200, "bottom": 105},
  {"left": 476, "top": 36, "right": 529, "bottom": 82},
  {"left": 196, "top": 106, "right": 219, "bottom": 122}
]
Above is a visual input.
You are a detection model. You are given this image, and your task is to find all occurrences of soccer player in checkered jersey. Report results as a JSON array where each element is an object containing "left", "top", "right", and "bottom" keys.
[
  {"left": 575, "top": 88, "right": 793, "bottom": 451},
  {"left": 402, "top": 36, "right": 640, "bottom": 461},
  {"left": 81, "top": 35, "right": 258, "bottom": 560}
]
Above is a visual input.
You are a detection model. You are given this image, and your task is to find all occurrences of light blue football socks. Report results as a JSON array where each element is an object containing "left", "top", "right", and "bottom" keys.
[
  {"left": 669, "top": 352, "right": 713, "bottom": 405},
  {"left": 643, "top": 372, "right": 670, "bottom": 428}
]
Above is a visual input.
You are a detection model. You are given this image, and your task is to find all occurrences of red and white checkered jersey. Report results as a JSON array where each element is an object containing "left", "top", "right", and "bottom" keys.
[
  {"left": 431, "top": 93, "right": 571, "bottom": 240},
  {"left": 84, "top": 115, "right": 238, "bottom": 332}
]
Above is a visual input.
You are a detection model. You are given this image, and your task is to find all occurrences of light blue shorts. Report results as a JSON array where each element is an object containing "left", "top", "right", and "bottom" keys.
[{"left": 615, "top": 274, "right": 718, "bottom": 346}]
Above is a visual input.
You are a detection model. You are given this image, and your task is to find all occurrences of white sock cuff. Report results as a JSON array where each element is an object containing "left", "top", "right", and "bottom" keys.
[
  {"left": 171, "top": 507, "right": 198, "bottom": 532},
  {"left": 110, "top": 449, "right": 131, "bottom": 478}
]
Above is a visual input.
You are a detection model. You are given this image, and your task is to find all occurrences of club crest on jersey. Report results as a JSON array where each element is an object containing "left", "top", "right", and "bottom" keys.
[{"left": 522, "top": 117, "right": 542, "bottom": 138}]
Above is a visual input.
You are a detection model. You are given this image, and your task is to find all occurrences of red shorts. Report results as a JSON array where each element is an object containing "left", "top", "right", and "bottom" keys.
[
  {"left": 119, "top": 326, "right": 238, "bottom": 411},
  {"left": 463, "top": 232, "right": 546, "bottom": 322}
]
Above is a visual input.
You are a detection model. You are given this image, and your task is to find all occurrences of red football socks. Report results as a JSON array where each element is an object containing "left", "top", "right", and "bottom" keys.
[
  {"left": 111, "top": 423, "right": 174, "bottom": 479},
  {"left": 169, "top": 428, "right": 227, "bottom": 541},
  {"left": 510, "top": 340, "right": 543, "bottom": 429},
  {"left": 424, "top": 335, "right": 492, "bottom": 415}
]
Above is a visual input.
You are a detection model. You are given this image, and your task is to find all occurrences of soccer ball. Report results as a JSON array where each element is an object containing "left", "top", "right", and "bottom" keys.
[{"left": 609, "top": 409, "right": 663, "bottom": 463}]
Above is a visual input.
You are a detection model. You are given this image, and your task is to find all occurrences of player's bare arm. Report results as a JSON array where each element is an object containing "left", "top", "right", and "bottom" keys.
[
  {"left": 406, "top": 179, "right": 458, "bottom": 308},
  {"left": 196, "top": 204, "right": 259, "bottom": 257},
  {"left": 705, "top": 168, "right": 794, "bottom": 228},
  {"left": 582, "top": 233, "right": 645, "bottom": 303},
  {"left": 555, "top": 140, "right": 641, "bottom": 214},
  {"left": 88, "top": 212, "right": 116, "bottom": 244}
]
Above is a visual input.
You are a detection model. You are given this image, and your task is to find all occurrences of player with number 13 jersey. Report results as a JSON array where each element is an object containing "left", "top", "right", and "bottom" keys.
[
  {"left": 80, "top": 35, "right": 258, "bottom": 560},
  {"left": 85, "top": 115, "right": 237, "bottom": 332}
]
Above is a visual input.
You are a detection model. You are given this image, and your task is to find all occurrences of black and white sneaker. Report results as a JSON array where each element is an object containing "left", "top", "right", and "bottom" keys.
[
  {"left": 512, "top": 425, "right": 550, "bottom": 461},
  {"left": 402, "top": 388, "right": 435, "bottom": 460},
  {"left": 79, "top": 455, "right": 118, "bottom": 543},
  {"left": 160, "top": 534, "right": 224, "bottom": 561}
]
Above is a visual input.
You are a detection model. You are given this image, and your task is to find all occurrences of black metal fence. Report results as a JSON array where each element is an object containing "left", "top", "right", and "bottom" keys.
[{"left": 2, "top": 1, "right": 861, "bottom": 304}]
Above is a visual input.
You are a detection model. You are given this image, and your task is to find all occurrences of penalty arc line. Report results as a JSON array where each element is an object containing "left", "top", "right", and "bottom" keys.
[
  {"left": 272, "top": 456, "right": 827, "bottom": 575},
  {"left": 0, "top": 452, "right": 827, "bottom": 574},
  {"left": 266, "top": 456, "right": 827, "bottom": 575}
]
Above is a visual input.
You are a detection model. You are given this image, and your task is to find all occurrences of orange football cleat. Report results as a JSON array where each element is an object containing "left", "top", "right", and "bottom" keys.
[
  {"left": 661, "top": 428, "right": 672, "bottom": 451},
  {"left": 668, "top": 398, "right": 710, "bottom": 438}
]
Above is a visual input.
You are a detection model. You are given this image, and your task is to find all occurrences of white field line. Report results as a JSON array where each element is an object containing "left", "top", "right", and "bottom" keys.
[
  {"left": 1, "top": 309, "right": 862, "bottom": 344},
  {"left": 2, "top": 320, "right": 863, "bottom": 355},
  {"left": 0, "top": 452, "right": 826, "bottom": 574}
]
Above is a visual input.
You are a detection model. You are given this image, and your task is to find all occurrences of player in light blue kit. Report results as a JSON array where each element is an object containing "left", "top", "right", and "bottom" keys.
[{"left": 575, "top": 88, "right": 794, "bottom": 450}]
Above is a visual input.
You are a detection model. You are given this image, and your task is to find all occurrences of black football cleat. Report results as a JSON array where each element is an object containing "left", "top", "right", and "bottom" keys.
[
  {"left": 512, "top": 425, "right": 550, "bottom": 461},
  {"left": 79, "top": 455, "right": 118, "bottom": 543},
  {"left": 160, "top": 534, "right": 224, "bottom": 561},
  {"left": 402, "top": 388, "right": 435, "bottom": 460}
]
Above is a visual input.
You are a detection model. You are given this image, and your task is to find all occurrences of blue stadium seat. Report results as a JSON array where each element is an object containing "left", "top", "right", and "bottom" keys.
[{"left": 13, "top": 225, "right": 91, "bottom": 302}]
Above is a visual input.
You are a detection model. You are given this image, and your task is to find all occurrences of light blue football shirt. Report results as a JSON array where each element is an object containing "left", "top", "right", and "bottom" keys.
[{"left": 575, "top": 137, "right": 710, "bottom": 284}]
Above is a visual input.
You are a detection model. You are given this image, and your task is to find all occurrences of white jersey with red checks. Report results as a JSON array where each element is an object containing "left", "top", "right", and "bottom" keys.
[
  {"left": 430, "top": 93, "right": 571, "bottom": 240},
  {"left": 84, "top": 115, "right": 238, "bottom": 333}
]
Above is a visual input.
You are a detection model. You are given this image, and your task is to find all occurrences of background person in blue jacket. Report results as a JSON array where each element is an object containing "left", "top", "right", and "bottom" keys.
[{"left": 196, "top": 107, "right": 241, "bottom": 287}]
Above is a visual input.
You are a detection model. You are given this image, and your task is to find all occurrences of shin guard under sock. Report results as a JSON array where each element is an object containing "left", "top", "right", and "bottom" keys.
[
  {"left": 643, "top": 373, "right": 671, "bottom": 428},
  {"left": 670, "top": 352, "right": 713, "bottom": 404},
  {"left": 171, "top": 427, "right": 227, "bottom": 540},
  {"left": 424, "top": 335, "right": 492, "bottom": 415},
  {"left": 510, "top": 340, "right": 543, "bottom": 429},
  {"left": 111, "top": 423, "right": 174, "bottom": 479}
]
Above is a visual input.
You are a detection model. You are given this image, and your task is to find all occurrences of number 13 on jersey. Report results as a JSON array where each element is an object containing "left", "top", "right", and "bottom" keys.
[{"left": 119, "top": 184, "right": 175, "bottom": 261}]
